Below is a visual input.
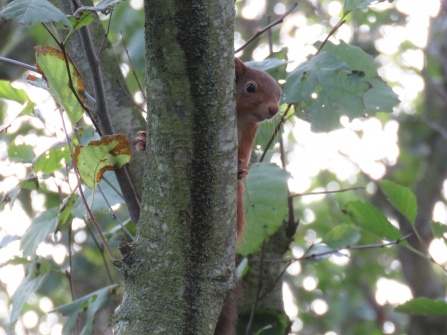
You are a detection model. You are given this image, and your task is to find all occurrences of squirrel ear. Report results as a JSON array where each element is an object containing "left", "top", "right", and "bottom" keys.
[{"left": 235, "top": 58, "right": 246, "bottom": 80}]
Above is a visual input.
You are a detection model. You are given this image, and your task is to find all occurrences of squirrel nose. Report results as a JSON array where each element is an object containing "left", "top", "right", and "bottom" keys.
[{"left": 268, "top": 105, "right": 279, "bottom": 117}]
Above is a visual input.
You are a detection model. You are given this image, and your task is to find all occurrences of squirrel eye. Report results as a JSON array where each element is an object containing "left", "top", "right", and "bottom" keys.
[{"left": 246, "top": 83, "right": 256, "bottom": 94}]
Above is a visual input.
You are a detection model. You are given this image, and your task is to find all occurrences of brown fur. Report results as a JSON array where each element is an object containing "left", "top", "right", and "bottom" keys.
[
  {"left": 235, "top": 58, "right": 281, "bottom": 237},
  {"left": 215, "top": 59, "right": 281, "bottom": 335},
  {"left": 214, "top": 280, "right": 242, "bottom": 335}
]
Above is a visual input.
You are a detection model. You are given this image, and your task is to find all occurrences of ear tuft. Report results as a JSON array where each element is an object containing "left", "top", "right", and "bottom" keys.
[{"left": 235, "top": 58, "right": 246, "bottom": 80}]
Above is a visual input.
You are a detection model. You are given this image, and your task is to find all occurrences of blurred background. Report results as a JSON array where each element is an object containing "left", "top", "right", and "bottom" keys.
[{"left": 1, "top": 0, "right": 446, "bottom": 334}]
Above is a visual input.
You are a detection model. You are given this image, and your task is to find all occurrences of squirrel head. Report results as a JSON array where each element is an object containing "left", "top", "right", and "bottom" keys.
[{"left": 235, "top": 58, "right": 281, "bottom": 125}]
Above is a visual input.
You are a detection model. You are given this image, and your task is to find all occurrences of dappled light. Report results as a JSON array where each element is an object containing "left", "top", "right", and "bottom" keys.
[{"left": 1, "top": 0, "right": 446, "bottom": 334}]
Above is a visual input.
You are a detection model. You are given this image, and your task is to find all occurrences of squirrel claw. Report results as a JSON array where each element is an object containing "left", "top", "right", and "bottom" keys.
[{"left": 135, "top": 131, "right": 147, "bottom": 152}]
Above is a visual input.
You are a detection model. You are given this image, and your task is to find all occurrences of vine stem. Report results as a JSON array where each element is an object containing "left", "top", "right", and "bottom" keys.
[{"left": 250, "top": 233, "right": 413, "bottom": 263}]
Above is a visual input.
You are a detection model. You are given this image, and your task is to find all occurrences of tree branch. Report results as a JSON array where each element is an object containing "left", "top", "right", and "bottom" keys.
[{"left": 235, "top": 2, "right": 298, "bottom": 53}]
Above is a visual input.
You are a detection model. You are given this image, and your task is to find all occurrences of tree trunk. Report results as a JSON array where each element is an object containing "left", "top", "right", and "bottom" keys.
[
  {"left": 395, "top": 9, "right": 447, "bottom": 335},
  {"left": 114, "top": 1, "right": 236, "bottom": 333}
]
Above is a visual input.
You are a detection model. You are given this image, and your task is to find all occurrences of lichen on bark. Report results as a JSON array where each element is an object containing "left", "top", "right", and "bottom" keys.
[{"left": 114, "top": 1, "right": 237, "bottom": 334}]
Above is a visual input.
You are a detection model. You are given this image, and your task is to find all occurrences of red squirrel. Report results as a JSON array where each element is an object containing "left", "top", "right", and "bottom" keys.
[
  {"left": 135, "top": 58, "right": 281, "bottom": 335},
  {"left": 136, "top": 58, "right": 281, "bottom": 235},
  {"left": 234, "top": 57, "right": 281, "bottom": 237},
  {"left": 214, "top": 59, "right": 281, "bottom": 335}
]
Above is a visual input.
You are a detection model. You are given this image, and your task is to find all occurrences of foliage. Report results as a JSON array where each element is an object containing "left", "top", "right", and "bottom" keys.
[{"left": 0, "top": 0, "right": 446, "bottom": 334}]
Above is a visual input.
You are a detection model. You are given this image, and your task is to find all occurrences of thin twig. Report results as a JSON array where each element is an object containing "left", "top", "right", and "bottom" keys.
[
  {"left": 290, "top": 186, "right": 365, "bottom": 198},
  {"left": 267, "top": 15, "right": 273, "bottom": 55},
  {"left": 103, "top": 176, "right": 124, "bottom": 200},
  {"left": 116, "top": 71, "right": 146, "bottom": 113},
  {"left": 66, "top": 221, "right": 76, "bottom": 300},
  {"left": 84, "top": 220, "right": 114, "bottom": 284},
  {"left": 41, "top": 23, "right": 59, "bottom": 47},
  {"left": 97, "top": 184, "right": 135, "bottom": 241},
  {"left": 0, "top": 56, "right": 96, "bottom": 105},
  {"left": 315, "top": 19, "right": 346, "bottom": 56},
  {"left": 0, "top": 57, "right": 37, "bottom": 72},
  {"left": 235, "top": 2, "right": 298, "bottom": 53},
  {"left": 120, "top": 31, "right": 146, "bottom": 101},
  {"left": 246, "top": 239, "right": 267, "bottom": 335},
  {"left": 259, "top": 104, "right": 292, "bottom": 162},
  {"left": 421, "top": 115, "right": 447, "bottom": 141},
  {"left": 280, "top": 135, "right": 298, "bottom": 233},
  {"left": 250, "top": 233, "right": 413, "bottom": 263},
  {"left": 58, "top": 107, "right": 115, "bottom": 260},
  {"left": 97, "top": 8, "right": 114, "bottom": 58}
]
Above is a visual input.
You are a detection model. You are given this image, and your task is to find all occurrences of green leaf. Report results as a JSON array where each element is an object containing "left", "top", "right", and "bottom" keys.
[
  {"left": 0, "top": 80, "right": 28, "bottom": 104},
  {"left": 21, "top": 176, "right": 39, "bottom": 190},
  {"left": 343, "top": 0, "right": 380, "bottom": 16},
  {"left": 21, "top": 207, "right": 59, "bottom": 257},
  {"left": 73, "top": 0, "right": 126, "bottom": 14},
  {"left": 26, "top": 74, "right": 50, "bottom": 91},
  {"left": 246, "top": 58, "right": 287, "bottom": 81},
  {"left": 35, "top": 45, "right": 85, "bottom": 124},
  {"left": 7, "top": 143, "right": 36, "bottom": 163},
  {"left": 0, "top": 256, "right": 30, "bottom": 267},
  {"left": 20, "top": 100, "right": 36, "bottom": 115},
  {"left": 345, "top": 201, "right": 403, "bottom": 241},
  {"left": 395, "top": 298, "right": 447, "bottom": 316},
  {"left": 0, "top": 100, "right": 36, "bottom": 132},
  {"left": 0, "top": 235, "right": 20, "bottom": 248},
  {"left": 257, "top": 324, "right": 273, "bottom": 334},
  {"left": 322, "top": 223, "right": 360, "bottom": 249},
  {"left": 253, "top": 120, "right": 284, "bottom": 151},
  {"left": 1, "top": 177, "right": 39, "bottom": 211},
  {"left": 316, "top": 41, "right": 400, "bottom": 115},
  {"left": 431, "top": 222, "right": 447, "bottom": 243},
  {"left": 236, "top": 258, "right": 249, "bottom": 279},
  {"left": 68, "top": 11, "right": 94, "bottom": 30},
  {"left": 0, "top": 186, "right": 20, "bottom": 211},
  {"left": 363, "top": 77, "right": 400, "bottom": 115},
  {"left": 33, "top": 140, "right": 71, "bottom": 174},
  {"left": 237, "top": 163, "right": 290, "bottom": 256},
  {"left": 380, "top": 180, "right": 417, "bottom": 224},
  {"left": 282, "top": 52, "right": 371, "bottom": 132},
  {"left": 316, "top": 41, "right": 377, "bottom": 78},
  {"left": 10, "top": 258, "right": 51, "bottom": 325},
  {"left": 51, "top": 285, "right": 119, "bottom": 335},
  {"left": 74, "top": 134, "right": 132, "bottom": 189},
  {"left": 237, "top": 308, "right": 289, "bottom": 335},
  {"left": 0, "top": 0, "right": 72, "bottom": 28},
  {"left": 58, "top": 193, "right": 77, "bottom": 228}
]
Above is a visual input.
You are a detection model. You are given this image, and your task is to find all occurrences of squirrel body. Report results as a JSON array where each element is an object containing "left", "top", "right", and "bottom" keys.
[
  {"left": 234, "top": 58, "right": 281, "bottom": 236},
  {"left": 216, "top": 59, "right": 280, "bottom": 335}
]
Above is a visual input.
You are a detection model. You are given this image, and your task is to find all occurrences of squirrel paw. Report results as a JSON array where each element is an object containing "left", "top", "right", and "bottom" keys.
[
  {"left": 238, "top": 160, "right": 248, "bottom": 181},
  {"left": 135, "top": 131, "right": 147, "bottom": 152}
]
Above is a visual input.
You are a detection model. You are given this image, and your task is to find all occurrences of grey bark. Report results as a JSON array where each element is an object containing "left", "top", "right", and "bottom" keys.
[{"left": 114, "top": 0, "right": 237, "bottom": 334}]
